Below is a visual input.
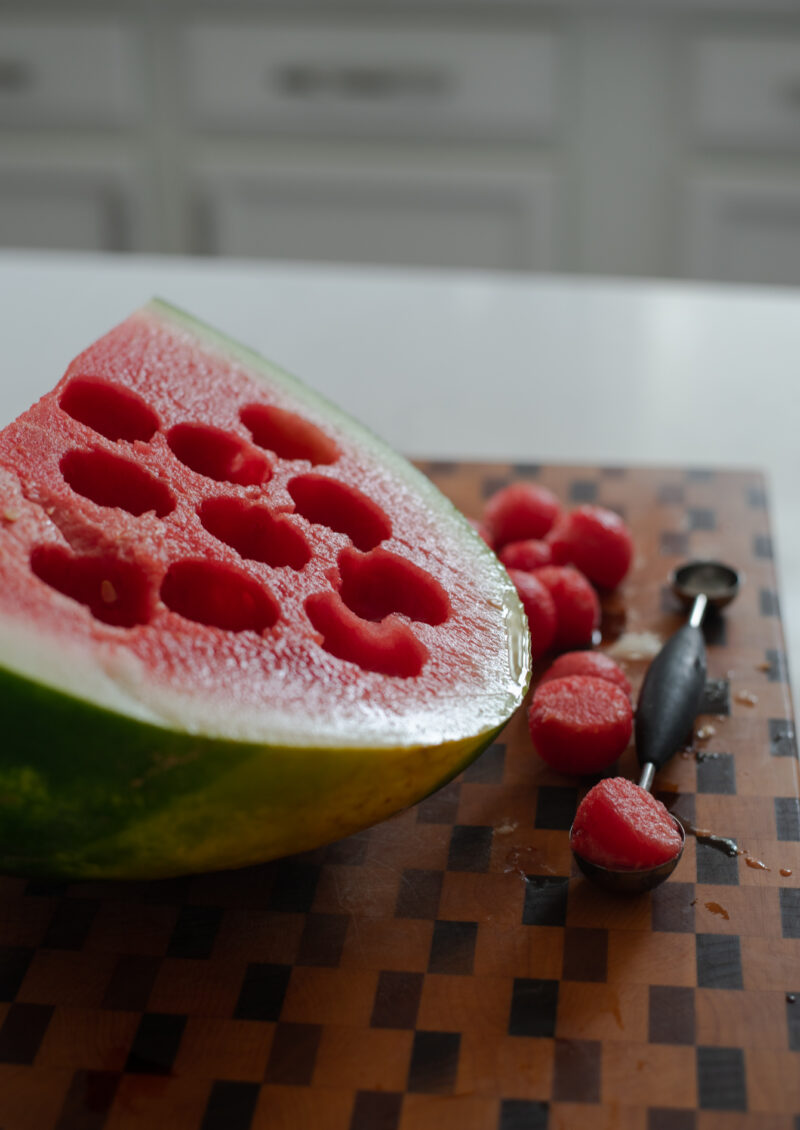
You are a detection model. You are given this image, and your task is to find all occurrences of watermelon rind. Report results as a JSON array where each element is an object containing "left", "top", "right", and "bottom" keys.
[{"left": 0, "top": 300, "right": 531, "bottom": 879}]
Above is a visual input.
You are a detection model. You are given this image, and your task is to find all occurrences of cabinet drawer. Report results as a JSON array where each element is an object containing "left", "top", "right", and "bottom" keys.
[
  {"left": 0, "top": 19, "right": 144, "bottom": 128},
  {"left": 192, "top": 163, "right": 557, "bottom": 271},
  {"left": 691, "top": 35, "right": 800, "bottom": 150},
  {"left": 182, "top": 20, "right": 557, "bottom": 141}
]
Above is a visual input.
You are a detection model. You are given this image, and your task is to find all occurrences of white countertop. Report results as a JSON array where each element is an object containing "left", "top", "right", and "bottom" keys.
[{"left": 2, "top": 249, "right": 798, "bottom": 714}]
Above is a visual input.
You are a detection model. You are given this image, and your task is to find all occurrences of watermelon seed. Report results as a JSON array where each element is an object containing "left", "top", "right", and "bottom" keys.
[
  {"left": 100, "top": 580, "right": 117, "bottom": 604},
  {"left": 30, "top": 545, "right": 153, "bottom": 628}
]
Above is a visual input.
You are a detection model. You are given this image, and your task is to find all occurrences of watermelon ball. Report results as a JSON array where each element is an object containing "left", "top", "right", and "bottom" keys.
[
  {"left": 499, "top": 538, "right": 553, "bottom": 572},
  {"left": 506, "top": 569, "right": 557, "bottom": 660},
  {"left": 570, "top": 777, "right": 683, "bottom": 870},
  {"left": 546, "top": 505, "right": 633, "bottom": 589},
  {"left": 483, "top": 482, "right": 561, "bottom": 549},
  {"left": 534, "top": 565, "right": 601, "bottom": 651},
  {"left": 539, "top": 650, "right": 632, "bottom": 697},
  {"left": 528, "top": 675, "right": 633, "bottom": 775}
]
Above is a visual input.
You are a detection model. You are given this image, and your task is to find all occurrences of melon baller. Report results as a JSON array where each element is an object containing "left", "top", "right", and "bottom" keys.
[{"left": 571, "top": 559, "right": 741, "bottom": 894}]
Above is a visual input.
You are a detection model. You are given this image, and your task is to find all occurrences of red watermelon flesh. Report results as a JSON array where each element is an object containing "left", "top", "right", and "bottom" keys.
[
  {"left": 0, "top": 301, "right": 531, "bottom": 878},
  {"left": 569, "top": 777, "right": 683, "bottom": 870},
  {"left": 0, "top": 301, "right": 526, "bottom": 751}
]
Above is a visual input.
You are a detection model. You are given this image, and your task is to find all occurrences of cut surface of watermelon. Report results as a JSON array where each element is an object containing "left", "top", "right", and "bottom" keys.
[{"left": 0, "top": 300, "right": 530, "bottom": 878}]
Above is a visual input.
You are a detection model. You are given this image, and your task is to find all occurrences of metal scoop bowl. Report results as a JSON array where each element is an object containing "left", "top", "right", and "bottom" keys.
[
  {"left": 571, "top": 783, "right": 686, "bottom": 895},
  {"left": 571, "top": 559, "right": 741, "bottom": 895}
]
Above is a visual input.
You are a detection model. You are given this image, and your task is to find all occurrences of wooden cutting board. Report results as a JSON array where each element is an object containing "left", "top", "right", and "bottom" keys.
[{"left": 0, "top": 462, "right": 797, "bottom": 1130}]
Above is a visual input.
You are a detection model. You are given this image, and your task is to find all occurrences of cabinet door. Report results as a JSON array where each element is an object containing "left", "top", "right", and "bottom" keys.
[
  {"left": 193, "top": 163, "right": 557, "bottom": 272},
  {"left": 682, "top": 177, "right": 800, "bottom": 287},
  {"left": 0, "top": 158, "right": 146, "bottom": 252},
  {"left": 0, "top": 18, "right": 144, "bottom": 128},
  {"left": 691, "top": 35, "right": 800, "bottom": 152}
]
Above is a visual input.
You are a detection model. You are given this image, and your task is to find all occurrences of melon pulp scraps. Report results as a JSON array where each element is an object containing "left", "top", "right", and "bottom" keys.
[
  {"left": 538, "top": 650, "right": 632, "bottom": 697},
  {"left": 570, "top": 777, "right": 683, "bottom": 870},
  {"left": 505, "top": 569, "right": 556, "bottom": 660},
  {"left": 0, "top": 300, "right": 530, "bottom": 879},
  {"left": 527, "top": 675, "right": 633, "bottom": 775},
  {"left": 483, "top": 482, "right": 560, "bottom": 548},
  {"left": 547, "top": 504, "right": 633, "bottom": 590}
]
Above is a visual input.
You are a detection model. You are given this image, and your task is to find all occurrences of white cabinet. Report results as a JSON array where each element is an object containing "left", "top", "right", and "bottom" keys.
[
  {"left": 0, "top": 153, "right": 148, "bottom": 253},
  {"left": 194, "top": 160, "right": 557, "bottom": 270},
  {"left": 682, "top": 32, "right": 800, "bottom": 286},
  {"left": 0, "top": 17, "right": 151, "bottom": 253},
  {"left": 0, "top": 9, "right": 563, "bottom": 273},
  {"left": 0, "top": 18, "right": 145, "bottom": 128},
  {"left": 684, "top": 177, "right": 800, "bottom": 287},
  {"left": 2, "top": 5, "right": 800, "bottom": 285},
  {"left": 691, "top": 35, "right": 800, "bottom": 151},
  {"left": 182, "top": 17, "right": 561, "bottom": 270},
  {"left": 182, "top": 20, "right": 558, "bottom": 142}
]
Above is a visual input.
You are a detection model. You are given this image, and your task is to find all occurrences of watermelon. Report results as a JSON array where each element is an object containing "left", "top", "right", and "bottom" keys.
[
  {"left": 0, "top": 300, "right": 530, "bottom": 879},
  {"left": 527, "top": 675, "right": 633, "bottom": 775},
  {"left": 569, "top": 777, "right": 683, "bottom": 871}
]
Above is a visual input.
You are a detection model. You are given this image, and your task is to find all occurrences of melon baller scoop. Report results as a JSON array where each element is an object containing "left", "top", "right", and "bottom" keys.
[{"left": 571, "top": 559, "right": 741, "bottom": 894}]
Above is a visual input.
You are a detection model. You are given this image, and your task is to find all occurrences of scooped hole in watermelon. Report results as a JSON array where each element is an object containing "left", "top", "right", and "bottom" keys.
[
  {"left": 338, "top": 546, "right": 450, "bottom": 625},
  {"left": 166, "top": 423, "right": 270, "bottom": 487},
  {"left": 240, "top": 402, "right": 340, "bottom": 465},
  {"left": 288, "top": 473, "right": 392, "bottom": 552},
  {"left": 305, "top": 590, "right": 428, "bottom": 678},
  {"left": 30, "top": 545, "right": 153, "bottom": 628},
  {"left": 59, "top": 377, "right": 160, "bottom": 444},
  {"left": 198, "top": 496, "right": 311, "bottom": 570},
  {"left": 160, "top": 559, "right": 279, "bottom": 633},
  {"left": 60, "top": 448, "right": 176, "bottom": 518}
]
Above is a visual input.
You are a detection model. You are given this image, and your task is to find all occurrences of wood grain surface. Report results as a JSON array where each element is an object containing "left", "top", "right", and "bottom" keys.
[{"left": 0, "top": 462, "right": 797, "bottom": 1130}]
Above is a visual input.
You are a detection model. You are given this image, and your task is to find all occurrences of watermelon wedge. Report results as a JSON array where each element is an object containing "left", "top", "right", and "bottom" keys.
[{"left": 0, "top": 300, "right": 530, "bottom": 879}]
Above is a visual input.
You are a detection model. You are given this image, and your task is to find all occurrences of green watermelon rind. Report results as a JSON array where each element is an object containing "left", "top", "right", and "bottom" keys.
[
  {"left": 0, "top": 300, "right": 531, "bottom": 878},
  {"left": 0, "top": 661, "right": 507, "bottom": 879}
]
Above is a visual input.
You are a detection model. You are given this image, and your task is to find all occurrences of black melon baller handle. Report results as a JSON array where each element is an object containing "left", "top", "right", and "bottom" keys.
[{"left": 634, "top": 593, "right": 708, "bottom": 792}]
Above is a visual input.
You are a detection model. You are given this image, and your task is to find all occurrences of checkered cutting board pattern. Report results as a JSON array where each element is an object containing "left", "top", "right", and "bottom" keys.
[{"left": 0, "top": 463, "right": 798, "bottom": 1130}]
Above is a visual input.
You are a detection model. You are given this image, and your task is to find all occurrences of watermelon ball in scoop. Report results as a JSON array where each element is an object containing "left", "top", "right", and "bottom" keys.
[
  {"left": 547, "top": 505, "right": 633, "bottom": 589},
  {"left": 534, "top": 565, "right": 600, "bottom": 651},
  {"left": 539, "top": 650, "right": 632, "bottom": 697},
  {"left": 506, "top": 569, "right": 557, "bottom": 660},
  {"left": 499, "top": 538, "right": 553, "bottom": 572},
  {"left": 528, "top": 675, "right": 633, "bottom": 775},
  {"left": 484, "top": 483, "right": 561, "bottom": 549},
  {"left": 570, "top": 777, "right": 683, "bottom": 870}
]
